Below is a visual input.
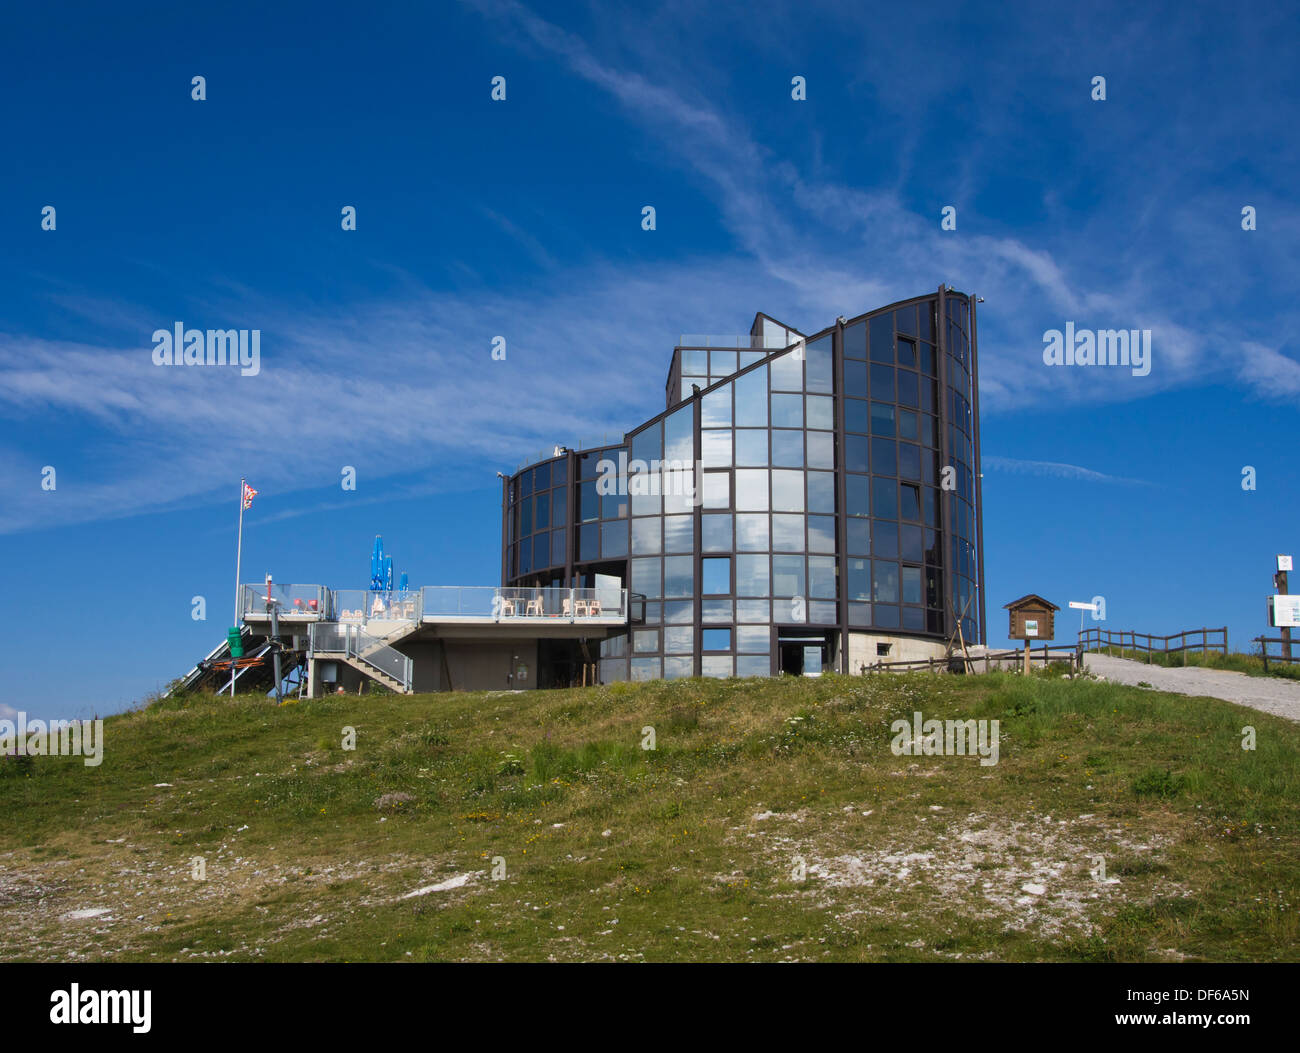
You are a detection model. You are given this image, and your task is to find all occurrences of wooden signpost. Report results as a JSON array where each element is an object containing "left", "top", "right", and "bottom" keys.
[
  {"left": 1004, "top": 594, "right": 1059, "bottom": 674},
  {"left": 1272, "top": 554, "right": 1294, "bottom": 662}
]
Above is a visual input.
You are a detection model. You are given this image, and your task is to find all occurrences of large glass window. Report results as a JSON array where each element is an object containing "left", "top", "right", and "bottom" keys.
[
  {"left": 805, "top": 336, "right": 833, "bottom": 393},
  {"left": 701, "top": 429, "right": 732, "bottom": 467},
  {"left": 847, "top": 559, "right": 870, "bottom": 601},
  {"left": 631, "top": 422, "right": 661, "bottom": 465},
  {"left": 702, "top": 514, "right": 731, "bottom": 553},
  {"left": 664, "top": 626, "right": 694, "bottom": 653},
  {"left": 702, "top": 628, "right": 732, "bottom": 651},
  {"left": 664, "top": 556, "right": 694, "bottom": 598},
  {"left": 846, "top": 397, "right": 869, "bottom": 434},
  {"left": 600, "top": 520, "right": 628, "bottom": 558},
  {"left": 902, "top": 565, "right": 922, "bottom": 604},
  {"left": 772, "top": 470, "right": 805, "bottom": 513},
  {"left": 847, "top": 518, "right": 870, "bottom": 555},
  {"left": 869, "top": 314, "right": 893, "bottom": 361},
  {"left": 702, "top": 557, "right": 731, "bottom": 595},
  {"left": 808, "top": 515, "right": 836, "bottom": 553},
  {"left": 665, "top": 405, "right": 693, "bottom": 463},
  {"left": 806, "top": 395, "right": 835, "bottom": 430},
  {"left": 632, "top": 516, "right": 662, "bottom": 554},
  {"left": 872, "top": 438, "right": 897, "bottom": 477},
  {"left": 664, "top": 515, "right": 693, "bottom": 552},
  {"left": 808, "top": 555, "right": 837, "bottom": 599},
  {"left": 681, "top": 349, "right": 707, "bottom": 376},
  {"left": 736, "top": 513, "right": 769, "bottom": 551},
  {"left": 846, "top": 434, "right": 869, "bottom": 473},
  {"left": 806, "top": 431, "right": 834, "bottom": 470},
  {"left": 770, "top": 348, "right": 803, "bottom": 392},
  {"left": 875, "top": 521, "right": 899, "bottom": 559},
  {"left": 702, "top": 471, "right": 731, "bottom": 509},
  {"left": 771, "top": 393, "right": 803, "bottom": 428},
  {"left": 737, "top": 554, "right": 770, "bottom": 596},
  {"left": 846, "top": 475, "right": 869, "bottom": 517},
  {"left": 734, "top": 365, "right": 768, "bottom": 427},
  {"left": 601, "top": 488, "right": 628, "bottom": 520},
  {"left": 663, "top": 469, "right": 695, "bottom": 514},
  {"left": 580, "top": 480, "right": 599, "bottom": 522},
  {"left": 872, "top": 476, "right": 898, "bottom": 519},
  {"left": 872, "top": 561, "right": 899, "bottom": 603},
  {"left": 772, "top": 430, "right": 803, "bottom": 467},
  {"left": 735, "top": 429, "right": 768, "bottom": 466},
  {"left": 736, "top": 469, "right": 770, "bottom": 511},
  {"left": 772, "top": 555, "right": 805, "bottom": 599},
  {"left": 844, "top": 321, "right": 866, "bottom": 360},
  {"left": 771, "top": 514, "right": 805, "bottom": 552},
  {"left": 807, "top": 471, "right": 835, "bottom": 514},
  {"left": 710, "top": 350, "right": 738, "bottom": 376},
  {"left": 702, "top": 386, "right": 731, "bottom": 428}
]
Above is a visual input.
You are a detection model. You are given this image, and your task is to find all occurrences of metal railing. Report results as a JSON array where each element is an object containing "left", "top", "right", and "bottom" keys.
[
  {"left": 514, "top": 435, "right": 623, "bottom": 472},
  {"left": 677, "top": 334, "right": 794, "bottom": 349},
  {"left": 1077, "top": 626, "right": 1228, "bottom": 664},
  {"left": 331, "top": 589, "right": 421, "bottom": 625},
  {"left": 241, "top": 584, "right": 329, "bottom": 619},
  {"left": 420, "top": 586, "right": 627, "bottom": 621}
]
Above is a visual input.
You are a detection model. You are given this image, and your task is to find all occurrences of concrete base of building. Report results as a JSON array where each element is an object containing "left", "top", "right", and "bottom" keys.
[{"left": 847, "top": 632, "right": 950, "bottom": 674}]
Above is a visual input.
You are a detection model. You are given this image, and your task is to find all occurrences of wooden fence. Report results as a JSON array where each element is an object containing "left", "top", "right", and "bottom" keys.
[
  {"left": 1077, "top": 626, "right": 1227, "bottom": 664},
  {"left": 863, "top": 645, "right": 1080, "bottom": 675},
  {"left": 1255, "top": 636, "right": 1300, "bottom": 671}
]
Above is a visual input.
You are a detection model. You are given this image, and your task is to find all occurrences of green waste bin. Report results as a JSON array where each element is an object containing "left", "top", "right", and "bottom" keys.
[{"left": 227, "top": 627, "right": 244, "bottom": 659}]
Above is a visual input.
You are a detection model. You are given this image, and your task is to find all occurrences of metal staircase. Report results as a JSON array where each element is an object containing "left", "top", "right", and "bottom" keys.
[{"left": 309, "top": 622, "right": 414, "bottom": 693}]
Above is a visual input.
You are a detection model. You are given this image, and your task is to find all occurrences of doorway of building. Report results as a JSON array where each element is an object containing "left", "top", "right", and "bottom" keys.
[{"left": 777, "top": 630, "right": 836, "bottom": 676}]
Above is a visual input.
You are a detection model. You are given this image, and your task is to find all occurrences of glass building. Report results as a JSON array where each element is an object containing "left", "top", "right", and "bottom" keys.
[{"left": 501, "top": 286, "right": 985, "bottom": 683}]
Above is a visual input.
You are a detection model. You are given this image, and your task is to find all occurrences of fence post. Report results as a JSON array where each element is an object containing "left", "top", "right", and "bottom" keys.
[
  {"left": 1260, "top": 637, "right": 1269, "bottom": 673},
  {"left": 1222, "top": 627, "right": 1228, "bottom": 657}
]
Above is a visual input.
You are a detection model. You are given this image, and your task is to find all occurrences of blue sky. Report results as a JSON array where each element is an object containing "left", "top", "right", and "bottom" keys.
[{"left": 2, "top": 0, "right": 1298, "bottom": 720}]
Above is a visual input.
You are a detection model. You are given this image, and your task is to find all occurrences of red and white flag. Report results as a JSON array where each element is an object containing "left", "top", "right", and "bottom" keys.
[{"left": 242, "top": 483, "right": 258, "bottom": 510}]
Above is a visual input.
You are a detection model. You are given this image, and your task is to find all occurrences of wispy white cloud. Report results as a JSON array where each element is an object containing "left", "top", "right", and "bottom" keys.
[
  {"left": 983, "top": 455, "right": 1152, "bottom": 487},
  {"left": 463, "top": 0, "right": 1295, "bottom": 417},
  {"left": 0, "top": 257, "right": 785, "bottom": 535},
  {"left": 3, "top": 0, "right": 1295, "bottom": 541}
]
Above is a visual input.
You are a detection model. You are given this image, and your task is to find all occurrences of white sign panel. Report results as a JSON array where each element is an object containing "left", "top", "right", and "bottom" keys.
[
  {"left": 1024, "top": 619, "right": 1039, "bottom": 638},
  {"left": 1279, "top": 555, "right": 1293, "bottom": 572},
  {"left": 1068, "top": 601, "right": 1097, "bottom": 611},
  {"left": 1270, "top": 595, "right": 1300, "bottom": 628}
]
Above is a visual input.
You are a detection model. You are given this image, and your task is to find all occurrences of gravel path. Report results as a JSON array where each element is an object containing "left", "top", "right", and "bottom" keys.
[{"left": 1083, "top": 654, "right": 1300, "bottom": 723}]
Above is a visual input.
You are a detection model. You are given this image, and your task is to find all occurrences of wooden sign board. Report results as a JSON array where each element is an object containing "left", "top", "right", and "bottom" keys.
[{"left": 1004, "top": 594, "right": 1059, "bottom": 641}]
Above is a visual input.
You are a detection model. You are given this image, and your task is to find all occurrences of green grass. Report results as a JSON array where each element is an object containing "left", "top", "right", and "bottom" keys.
[
  {"left": 1, "top": 670, "right": 1297, "bottom": 962},
  {"left": 1087, "top": 646, "right": 1300, "bottom": 681}
]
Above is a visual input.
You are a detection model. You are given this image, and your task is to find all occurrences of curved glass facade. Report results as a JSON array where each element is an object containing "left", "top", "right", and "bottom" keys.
[{"left": 502, "top": 287, "right": 984, "bottom": 681}]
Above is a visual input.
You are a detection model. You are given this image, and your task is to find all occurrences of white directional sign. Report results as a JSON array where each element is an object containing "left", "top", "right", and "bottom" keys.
[{"left": 1068, "top": 601, "right": 1098, "bottom": 611}]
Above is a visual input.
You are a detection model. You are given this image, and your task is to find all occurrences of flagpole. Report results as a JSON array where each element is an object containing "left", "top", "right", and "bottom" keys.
[{"left": 231, "top": 477, "right": 245, "bottom": 698}]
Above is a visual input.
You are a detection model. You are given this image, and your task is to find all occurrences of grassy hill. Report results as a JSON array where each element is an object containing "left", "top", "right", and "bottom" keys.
[{"left": 2, "top": 670, "right": 1298, "bottom": 962}]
